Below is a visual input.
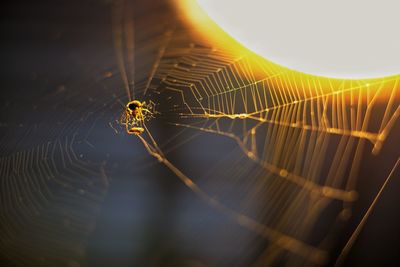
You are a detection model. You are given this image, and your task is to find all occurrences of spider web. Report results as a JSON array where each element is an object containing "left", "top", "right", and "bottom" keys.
[
  {"left": 121, "top": 3, "right": 400, "bottom": 265},
  {"left": 1, "top": 0, "right": 400, "bottom": 266},
  {"left": 134, "top": 38, "right": 400, "bottom": 265}
]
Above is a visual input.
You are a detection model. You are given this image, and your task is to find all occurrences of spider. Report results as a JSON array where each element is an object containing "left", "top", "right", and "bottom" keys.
[{"left": 120, "top": 100, "right": 153, "bottom": 135}]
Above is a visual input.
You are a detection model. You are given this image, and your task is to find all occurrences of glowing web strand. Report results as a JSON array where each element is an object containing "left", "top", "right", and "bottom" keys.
[{"left": 335, "top": 157, "right": 400, "bottom": 267}]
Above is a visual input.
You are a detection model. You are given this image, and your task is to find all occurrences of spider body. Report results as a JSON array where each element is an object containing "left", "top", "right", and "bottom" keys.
[
  {"left": 127, "top": 126, "right": 145, "bottom": 135},
  {"left": 127, "top": 100, "right": 143, "bottom": 120},
  {"left": 120, "top": 100, "right": 153, "bottom": 135}
]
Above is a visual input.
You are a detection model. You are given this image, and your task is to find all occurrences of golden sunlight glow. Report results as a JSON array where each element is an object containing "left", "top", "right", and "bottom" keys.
[{"left": 195, "top": 0, "right": 400, "bottom": 79}]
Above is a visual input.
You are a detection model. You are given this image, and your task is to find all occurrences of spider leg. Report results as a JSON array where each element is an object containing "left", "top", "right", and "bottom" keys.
[{"left": 119, "top": 112, "right": 126, "bottom": 125}]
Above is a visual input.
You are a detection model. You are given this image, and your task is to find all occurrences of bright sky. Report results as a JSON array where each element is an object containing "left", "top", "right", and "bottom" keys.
[{"left": 197, "top": 0, "right": 400, "bottom": 79}]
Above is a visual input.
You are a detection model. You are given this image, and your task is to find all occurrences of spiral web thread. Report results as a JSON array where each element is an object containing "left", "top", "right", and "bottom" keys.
[
  {"left": 0, "top": 89, "right": 113, "bottom": 266},
  {"left": 130, "top": 26, "right": 400, "bottom": 265}
]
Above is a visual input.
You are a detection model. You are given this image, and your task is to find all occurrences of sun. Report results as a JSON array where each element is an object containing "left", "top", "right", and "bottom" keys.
[{"left": 195, "top": 0, "right": 400, "bottom": 79}]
